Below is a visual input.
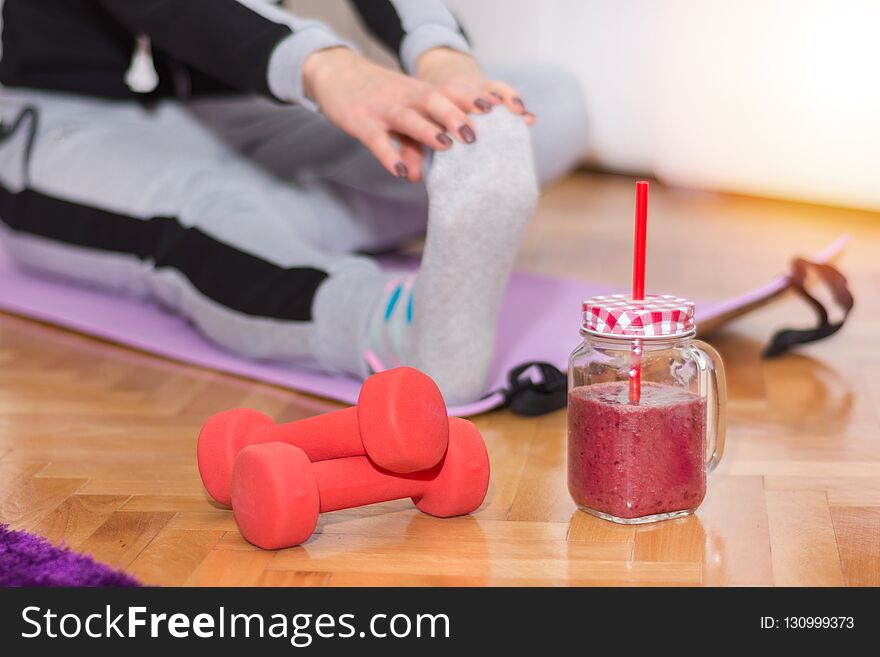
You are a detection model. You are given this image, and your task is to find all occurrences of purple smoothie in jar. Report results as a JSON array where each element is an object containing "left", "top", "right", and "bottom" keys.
[{"left": 568, "top": 380, "right": 707, "bottom": 521}]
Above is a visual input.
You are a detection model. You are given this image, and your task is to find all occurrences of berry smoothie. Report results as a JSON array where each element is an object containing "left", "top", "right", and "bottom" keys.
[{"left": 568, "top": 381, "right": 707, "bottom": 521}]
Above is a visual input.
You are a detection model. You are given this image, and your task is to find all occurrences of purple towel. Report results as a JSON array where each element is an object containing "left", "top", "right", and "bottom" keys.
[{"left": 0, "top": 524, "right": 139, "bottom": 587}]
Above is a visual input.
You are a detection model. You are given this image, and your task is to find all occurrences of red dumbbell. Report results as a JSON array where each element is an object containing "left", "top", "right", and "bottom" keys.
[
  {"left": 231, "top": 418, "right": 490, "bottom": 549},
  {"left": 198, "top": 367, "right": 449, "bottom": 506}
]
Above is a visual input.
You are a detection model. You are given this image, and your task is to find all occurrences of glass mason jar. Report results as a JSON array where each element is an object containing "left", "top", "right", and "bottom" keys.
[{"left": 568, "top": 294, "right": 727, "bottom": 524}]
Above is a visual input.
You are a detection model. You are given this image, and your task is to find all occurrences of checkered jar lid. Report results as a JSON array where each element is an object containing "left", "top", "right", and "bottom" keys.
[{"left": 582, "top": 294, "right": 695, "bottom": 338}]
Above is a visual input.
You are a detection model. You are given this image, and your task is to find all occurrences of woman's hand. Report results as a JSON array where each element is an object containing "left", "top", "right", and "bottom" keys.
[
  {"left": 303, "top": 47, "right": 476, "bottom": 182},
  {"left": 415, "top": 47, "right": 535, "bottom": 125}
]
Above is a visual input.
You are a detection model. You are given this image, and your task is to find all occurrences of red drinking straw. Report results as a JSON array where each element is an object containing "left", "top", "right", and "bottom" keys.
[{"left": 629, "top": 181, "right": 649, "bottom": 404}]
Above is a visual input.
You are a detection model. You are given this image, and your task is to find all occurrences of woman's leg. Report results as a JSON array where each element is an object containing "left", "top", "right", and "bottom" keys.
[
  {"left": 186, "top": 65, "right": 584, "bottom": 403},
  {"left": 0, "top": 90, "right": 388, "bottom": 376},
  {"left": 0, "top": 67, "right": 584, "bottom": 404}
]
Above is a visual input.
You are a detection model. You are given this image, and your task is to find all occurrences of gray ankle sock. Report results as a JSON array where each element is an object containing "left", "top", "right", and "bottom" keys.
[{"left": 409, "top": 109, "right": 538, "bottom": 405}]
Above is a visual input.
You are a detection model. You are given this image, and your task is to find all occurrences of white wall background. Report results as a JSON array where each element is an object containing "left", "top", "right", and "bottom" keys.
[{"left": 291, "top": 1, "right": 880, "bottom": 211}]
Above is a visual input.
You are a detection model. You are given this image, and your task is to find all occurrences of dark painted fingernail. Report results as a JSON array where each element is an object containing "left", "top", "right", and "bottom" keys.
[
  {"left": 394, "top": 161, "right": 408, "bottom": 178},
  {"left": 474, "top": 98, "right": 492, "bottom": 113},
  {"left": 513, "top": 97, "right": 526, "bottom": 111},
  {"left": 459, "top": 125, "right": 476, "bottom": 144},
  {"left": 436, "top": 132, "right": 453, "bottom": 147},
  {"left": 490, "top": 92, "right": 504, "bottom": 101}
]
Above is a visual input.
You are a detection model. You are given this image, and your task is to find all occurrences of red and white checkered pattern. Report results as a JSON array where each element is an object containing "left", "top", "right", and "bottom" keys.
[{"left": 582, "top": 294, "right": 695, "bottom": 337}]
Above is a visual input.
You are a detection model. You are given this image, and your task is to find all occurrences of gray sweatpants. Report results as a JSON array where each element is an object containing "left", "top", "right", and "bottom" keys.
[{"left": 0, "top": 63, "right": 588, "bottom": 376}]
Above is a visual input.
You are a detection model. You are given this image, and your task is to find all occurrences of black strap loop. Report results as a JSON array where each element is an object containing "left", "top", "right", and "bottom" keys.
[
  {"left": 502, "top": 361, "right": 568, "bottom": 416},
  {"left": 763, "top": 258, "right": 854, "bottom": 357}
]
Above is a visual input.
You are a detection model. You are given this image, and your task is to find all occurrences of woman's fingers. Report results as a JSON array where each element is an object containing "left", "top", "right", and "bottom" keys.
[
  {"left": 362, "top": 128, "right": 409, "bottom": 179},
  {"left": 486, "top": 81, "right": 523, "bottom": 113},
  {"left": 398, "top": 135, "right": 424, "bottom": 183},
  {"left": 443, "top": 84, "right": 493, "bottom": 118},
  {"left": 422, "top": 91, "right": 475, "bottom": 144},
  {"left": 360, "top": 126, "right": 425, "bottom": 183},
  {"left": 389, "top": 107, "right": 452, "bottom": 151},
  {"left": 486, "top": 81, "right": 535, "bottom": 123},
  {"left": 451, "top": 85, "right": 494, "bottom": 115},
  {"left": 488, "top": 91, "right": 505, "bottom": 106},
  {"left": 431, "top": 82, "right": 535, "bottom": 133}
]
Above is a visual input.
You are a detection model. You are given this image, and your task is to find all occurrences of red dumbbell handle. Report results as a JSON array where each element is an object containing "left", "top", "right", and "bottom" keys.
[
  {"left": 250, "top": 407, "right": 363, "bottom": 461},
  {"left": 229, "top": 419, "right": 487, "bottom": 549},
  {"left": 311, "top": 455, "right": 438, "bottom": 512}
]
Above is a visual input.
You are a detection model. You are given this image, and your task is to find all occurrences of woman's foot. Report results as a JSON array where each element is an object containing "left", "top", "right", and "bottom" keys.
[{"left": 363, "top": 109, "right": 539, "bottom": 405}]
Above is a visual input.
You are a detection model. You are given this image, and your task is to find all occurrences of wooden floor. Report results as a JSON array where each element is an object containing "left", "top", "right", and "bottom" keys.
[{"left": 1, "top": 172, "right": 879, "bottom": 586}]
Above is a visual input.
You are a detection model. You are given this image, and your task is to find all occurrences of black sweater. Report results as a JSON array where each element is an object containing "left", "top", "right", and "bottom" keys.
[{"left": 0, "top": 0, "right": 470, "bottom": 105}]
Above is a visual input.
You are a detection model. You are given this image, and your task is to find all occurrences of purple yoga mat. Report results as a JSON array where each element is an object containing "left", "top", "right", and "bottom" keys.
[{"left": 0, "top": 237, "right": 847, "bottom": 416}]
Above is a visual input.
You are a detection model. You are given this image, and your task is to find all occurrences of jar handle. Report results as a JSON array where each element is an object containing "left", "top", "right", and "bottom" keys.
[{"left": 692, "top": 340, "right": 727, "bottom": 472}]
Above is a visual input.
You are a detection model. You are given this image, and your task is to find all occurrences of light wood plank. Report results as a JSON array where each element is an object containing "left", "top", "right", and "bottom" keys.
[
  {"left": 27, "top": 495, "right": 130, "bottom": 549},
  {"left": 166, "top": 510, "right": 238, "bottom": 531},
  {"left": 77, "top": 479, "right": 207, "bottom": 496},
  {"left": 470, "top": 412, "right": 536, "bottom": 520},
  {"left": 255, "top": 571, "right": 335, "bottom": 587},
  {"left": 0, "top": 472, "right": 86, "bottom": 532},
  {"left": 77, "top": 511, "right": 174, "bottom": 569},
  {"left": 121, "top": 495, "right": 219, "bottom": 512},
  {"left": 632, "top": 476, "right": 773, "bottom": 585},
  {"left": 765, "top": 491, "right": 844, "bottom": 586},
  {"left": 185, "top": 547, "right": 275, "bottom": 586},
  {"left": 697, "top": 475, "right": 774, "bottom": 585},
  {"left": 730, "top": 461, "right": 880, "bottom": 477},
  {"left": 266, "top": 533, "right": 633, "bottom": 584},
  {"left": 830, "top": 507, "right": 880, "bottom": 586},
  {"left": 127, "top": 529, "right": 223, "bottom": 586},
  {"left": 506, "top": 414, "right": 576, "bottom": 522},
  {"left": 765, "top": 476, "right": 880, "bottom": 506}
]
